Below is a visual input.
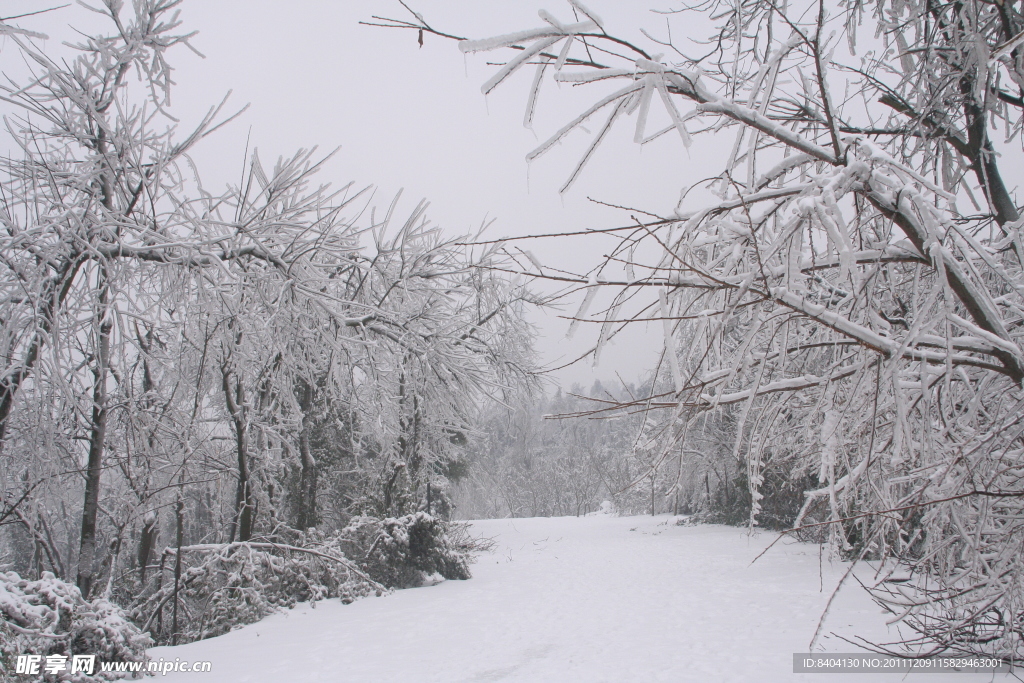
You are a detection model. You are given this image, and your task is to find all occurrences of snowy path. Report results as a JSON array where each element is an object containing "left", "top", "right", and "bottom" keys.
[{"left": 151, "top": 515, "right": 1015, "bottom": 682}]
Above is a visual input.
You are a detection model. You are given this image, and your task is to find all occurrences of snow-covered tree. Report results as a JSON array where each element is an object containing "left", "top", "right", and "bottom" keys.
[
  {"left": 386, "top": 0, "right": 1024, "bottom": 657},
  {"left": 0, "top": 0, "right": 248, "bottom": 599},
  {"left": 0, "top": 1, "right": 537, "bottom": 655}
]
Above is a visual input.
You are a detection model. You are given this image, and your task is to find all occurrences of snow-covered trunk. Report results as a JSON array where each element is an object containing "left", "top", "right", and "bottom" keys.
[
  {"left": 295, "top": 378, "right": 318, "bottom": 530},
  {"left": 222, "top": 352, "right": 254, "bottom": 544},
  {"left": 77, "top": 266, "right": 112, "bottom": 599},
  {"left": 137, "top": 511, "right": 158, "bottom": 586},
  {"left": 396, "top": 366, "right": 423, "bottom": 492},
  {"left": 957, "top": 30, "right": 1021, "bottom": 230},
  {"left": 172, "top": 488, "right": 184, "bottom": 645},
  {"left": 0, "top": 256, "right": 82, "bottom": 452}
]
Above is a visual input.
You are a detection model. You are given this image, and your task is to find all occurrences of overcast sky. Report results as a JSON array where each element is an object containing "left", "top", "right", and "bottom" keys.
[{"left": 7, "top": 0, "right": 708, "bottom": 391}]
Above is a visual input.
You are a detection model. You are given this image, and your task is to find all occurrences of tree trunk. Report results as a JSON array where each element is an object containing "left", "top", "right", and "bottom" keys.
[
  {"left": 961, "top": 79, "right": 1020, "bottom": 228},
  {"left": 397, "top": 365, "right": 423, "bottom": 481},
  {"left": 295, "top": 379, "right": 318, "bottom": 530},
  {"left": 222, "top": 359, "right": 253, "bottom": 542},
  {"left": 650, "top": 475, "right": 655, "bottom": 516},
  {"left": 77, "top": 271, "right": 111, "bottom": 598},
  {"left": 382, "top": 462, "right": 406, "bottom": 515},
  {"left": 0, "top": 254, "right": 84, "bottom": 451},
  {"left": 171, "top": 490, "right": 183, "bottom": 646},
  {"left": 137, "top": 511, "right": 158, "bottom": 585}
]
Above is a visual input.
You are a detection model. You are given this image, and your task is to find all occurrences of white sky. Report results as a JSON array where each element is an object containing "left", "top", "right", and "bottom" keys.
[{"left": 6, "top": 1, "right": 710, "bottom": 391}]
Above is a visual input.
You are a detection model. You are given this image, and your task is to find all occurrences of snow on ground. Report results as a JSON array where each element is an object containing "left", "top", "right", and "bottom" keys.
[{"left": 150, "top": 514, "right": 1017, "bottom": 682}]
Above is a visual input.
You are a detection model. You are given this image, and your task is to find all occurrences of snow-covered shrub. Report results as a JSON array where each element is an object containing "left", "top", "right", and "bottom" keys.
[
  {"left": 340, "top": 513, "right": 475, "bottom": 588},
  {"left": 130, "top": 538, "right": 384, "bottom": 644},
  {"left": 684, "top": 467, "right": 818, "bottom": 532},
  {"left": 0, "top": 571, "right": 151, "bottom": 681},
  {"left": 129, "top": 515, "right": 488, "bottom": 645}
]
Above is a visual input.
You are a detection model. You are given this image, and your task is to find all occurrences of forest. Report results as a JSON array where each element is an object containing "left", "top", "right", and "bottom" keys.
[{"left": 5, "top": 0, "right": 1024, "bottom": 676}]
